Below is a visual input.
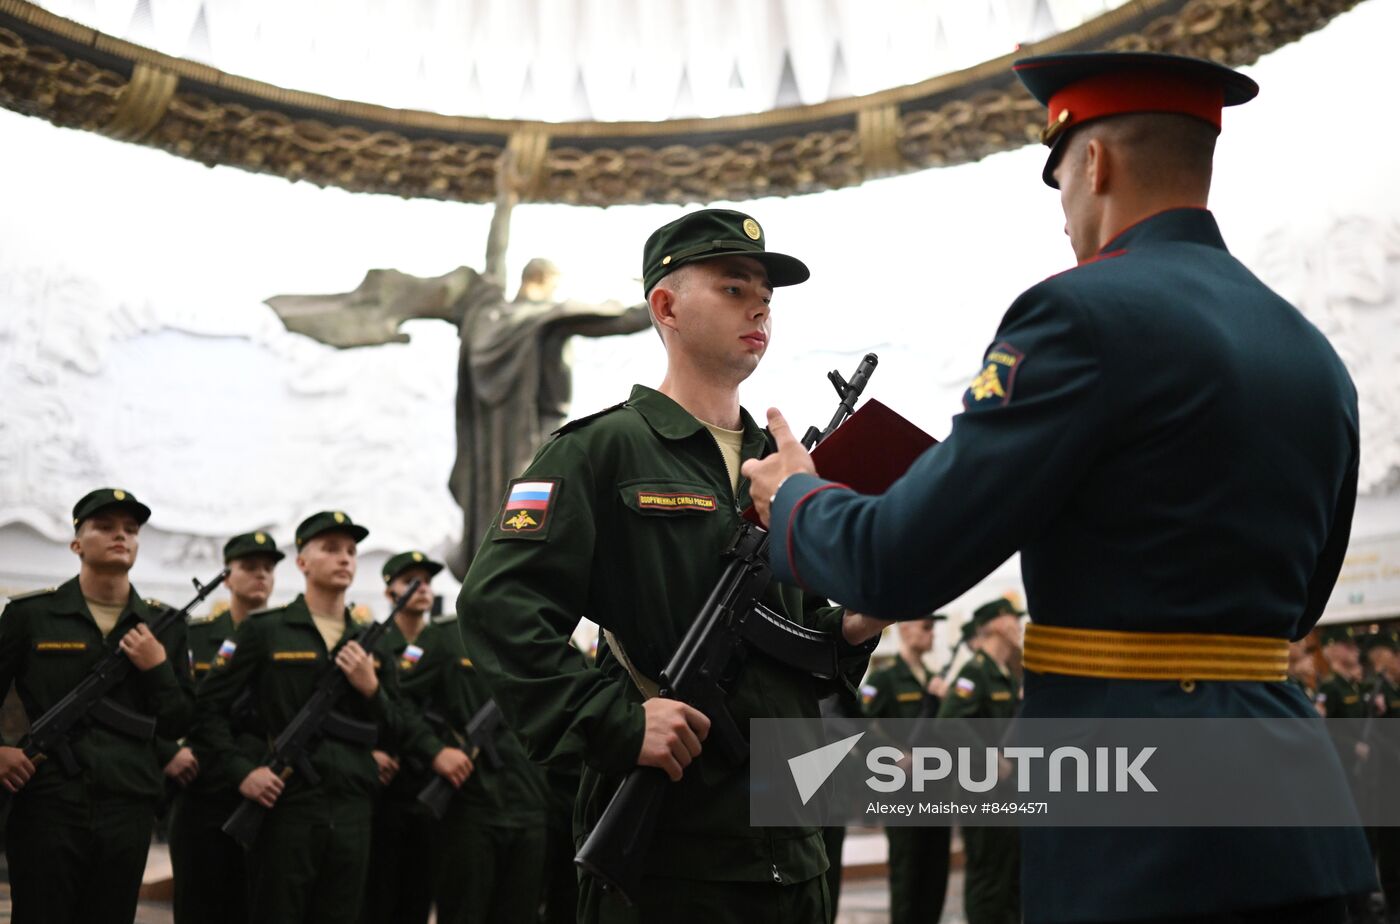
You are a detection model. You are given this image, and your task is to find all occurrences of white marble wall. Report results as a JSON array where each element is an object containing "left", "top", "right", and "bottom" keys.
[{"left": 1, "top": 1, "right": 1397, "bottom": 639}]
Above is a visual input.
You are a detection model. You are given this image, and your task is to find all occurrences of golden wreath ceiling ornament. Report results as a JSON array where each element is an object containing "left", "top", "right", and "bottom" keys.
[{"left": 0, "top": 0, "right": 1363, "bottom": 206}]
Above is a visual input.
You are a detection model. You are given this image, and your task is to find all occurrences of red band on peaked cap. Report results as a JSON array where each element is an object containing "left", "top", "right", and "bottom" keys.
[{"left": 1046, "top": 69, "right": 1225, "bottom": 136}]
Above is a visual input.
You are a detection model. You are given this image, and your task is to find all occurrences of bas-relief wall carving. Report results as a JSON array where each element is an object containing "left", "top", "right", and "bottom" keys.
[
  {"left": 2, "top": 211, "right": 1398, "bottom": 609},
  {"left": 0, "top": 254, "right": 462, "bottom": 559},
  {"left": 1254, "top": 216, "right": 1400, "bottom": 497}
]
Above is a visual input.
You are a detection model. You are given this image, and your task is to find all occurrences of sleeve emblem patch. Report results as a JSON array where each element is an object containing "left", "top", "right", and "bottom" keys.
[
  {"left": 495, "top": 479, "right": 560, "bottom": 541},
  {"left": 212, "top": 638, "right": 237, "bottom": 668},
  {"left": 860, "top": 683, "right": 878, "bottom": 706},
  {"left": 399, "top": 644, "right": 424, "bottom": 671},
  {"left": 955, "top": 676, "right": 977, "bottom": 698},
  {"left": 963, "top": 342, "right": 1023, "bottom": 409}
]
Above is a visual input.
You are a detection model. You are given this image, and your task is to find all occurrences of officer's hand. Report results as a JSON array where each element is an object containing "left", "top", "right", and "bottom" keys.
[
  {"left": 842, "top": 611, "right": 893, "bottom": 646},
  {"left": 239, "top": 766, "right": 285, "bottom": 808},
  {"left": 1356, "top": 741, "right": 1371, "bottom": 762},
  {"left": 120, "top": 623, "right": 167, "bottom": 671},
  {"left": 927, "top": 676, "right": 949, "bottom": 700},
  {"left": 164, "top": 746, "right": 200, "bottom": 786},
  {"left": 0, "top": 746, "right": 36, "bottom": 792},
  {"left": 430, "top": 747, "right": 474, "bottom": 788},
  {"left": 739, "top": 408, "right": 817, "bottom": 527},
  {"left": 638, "top": 699, "right": 710, "bottom": 782},
  {"left": 335, "top": 641, "right": 379, "bottom": 698},
  {"left": 371, "top": 750, "right": 400, "bottom": 786}
]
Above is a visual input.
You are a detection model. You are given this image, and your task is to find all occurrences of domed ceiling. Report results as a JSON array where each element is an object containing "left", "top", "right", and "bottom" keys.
[{"left": 0, "top": 0, "right": 1366, "bottom": 204}]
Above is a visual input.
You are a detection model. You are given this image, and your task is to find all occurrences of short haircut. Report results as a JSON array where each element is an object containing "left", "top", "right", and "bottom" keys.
[
  {"left": 646, "top": 263, "right": 694, "bottom": 343},
  {"left": 1069, "top": 112, "right": 1217, "bottom": 190}
]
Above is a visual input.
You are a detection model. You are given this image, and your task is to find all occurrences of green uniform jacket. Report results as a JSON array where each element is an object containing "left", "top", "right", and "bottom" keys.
[
  {"left": 181, "top": 610, "right": 265, "bottom": 797},
  {"left": 864, "top": 656, "right": 936, "bottom": 721},
  {"left": 193, "top": 595, "right": 443, "bottom": 825},
  {"left": 383, "top": 614, "right": 547, "bottom": 825},
  {"left": 458, "top": 385, "right": 873, "bottom": 884},
  {"left": 937, "top": 652, "right": 1018, "bottom": 722},
  {"left": 0, "top": 577, "right": 194, "bottom": 807},
  {"left": 1317, "top": 672, "right": 1366, "bottom": 719}
]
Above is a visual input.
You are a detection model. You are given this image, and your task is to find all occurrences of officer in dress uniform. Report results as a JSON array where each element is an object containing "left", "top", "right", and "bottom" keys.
[
  {"left": 458, "top": 209, "right": 883, "bottom": 924},
  {"left": 0, "top": 488, "right": 194, "bottom": 924},
  {"left": 169, "top": 530, "right": 284, "bottom": 924},
  {"left": 743, "top": 52, "right": 1375, "bottom": 922},
  {"left": 194, "top": 512, "right": 472, "bottom": 924},
  {"left": 863, "top": 615, "right": 952, "bottom": 924}
]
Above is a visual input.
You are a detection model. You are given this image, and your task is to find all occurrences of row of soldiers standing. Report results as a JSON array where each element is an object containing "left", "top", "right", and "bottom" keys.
[
  {"left": 0, "top": 487, "right": 581, "bottom": 924},
  {"left": 849, "top": 599, "right": 1024, "bottom": 924},
  {"left": 1295, "top": 625, "right": 1400, "bottom": 924}
]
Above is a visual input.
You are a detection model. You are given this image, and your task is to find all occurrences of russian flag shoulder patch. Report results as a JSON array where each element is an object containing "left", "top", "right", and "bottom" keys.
[{"left": 495, "top": 478, "right": 561, "bottom": 541}]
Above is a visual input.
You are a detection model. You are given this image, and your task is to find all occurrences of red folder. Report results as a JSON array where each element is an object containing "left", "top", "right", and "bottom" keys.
[{"left": 744, "top": 399, "right": 938, "bottom": 524}]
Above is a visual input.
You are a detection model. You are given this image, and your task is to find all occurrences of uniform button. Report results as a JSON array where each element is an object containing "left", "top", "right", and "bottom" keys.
[{"left": 1180, "top": 679, "right": 1197, "bottom": 694}]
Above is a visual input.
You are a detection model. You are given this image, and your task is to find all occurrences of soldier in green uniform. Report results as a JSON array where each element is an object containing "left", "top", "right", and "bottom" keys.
[
  {"left": 168, "top": 530, "right": 284, "bottom": 924},
  {"left": 367, "top": 549, "right": 549, "bottom": 924},
  {"left": 364, "top": 549, "right": 458, "bottom": 924},
  {"left": 457, "top": 209, "right": 883, "bottom": 924},
  {"left": 863, "top": 615, "right": 951, "bottom": 924},
  {"left": 0, "top": 488, "right": 194, "bottom": 924},
  {"left": 1318, "top": 626, "right": 1368, "bottom": 723},
  {"left": 937, "top": 599, "right": 1022, "bottom": 924},
  {"left": 195, "top": 512, "right": 473, "bottom": 924}
]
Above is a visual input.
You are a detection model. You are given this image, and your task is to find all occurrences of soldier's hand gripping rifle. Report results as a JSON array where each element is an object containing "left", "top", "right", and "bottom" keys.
[
  {"left": 1, "top": 569, "right": 229, "bottom": 805},
  {"left": 222, "top": 579, "right": 422, "bottom": 849},
  {"left": 575, "top": 354, "right": 878, "bottom": 904},
  {"left": 416, "top": 697, "right": 505, "bottom": 820}
]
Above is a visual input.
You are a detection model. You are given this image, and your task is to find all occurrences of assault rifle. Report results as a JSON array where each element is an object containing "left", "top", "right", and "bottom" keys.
[
  {"left": 222, "top": 579, "right": 421, "bottom": 849},
  {"left": 575, "top": 354, "right": 878, "bottom": 903},
  {"left": 3, "top": 569, "right": 229, "bottom": 802},
  {"left": 416, "top": 698, "right": 504, "bottom": 820}
]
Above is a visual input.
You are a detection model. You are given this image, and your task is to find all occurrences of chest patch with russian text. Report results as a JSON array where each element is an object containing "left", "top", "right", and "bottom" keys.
[
  {"left": 35, "top": 641, "right": 87, "bottom": 653},
  {"left": 963, "top": 342, "right": 1023, "bottom": 409},
  {"left": 273, "top": 650, "right": 319, "bottom": 663},
  {"left": 495, "top": 478, "right": 559, "bottom": 541},
  {"left": 636, "top": 490, "right": 717, "bottom": 513}
]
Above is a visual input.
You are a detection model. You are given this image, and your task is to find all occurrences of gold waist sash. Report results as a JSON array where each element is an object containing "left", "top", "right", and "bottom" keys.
[{"left": 1023, "top": 623, "right": 1289, "bottom": 682}]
